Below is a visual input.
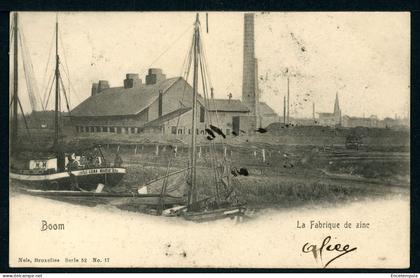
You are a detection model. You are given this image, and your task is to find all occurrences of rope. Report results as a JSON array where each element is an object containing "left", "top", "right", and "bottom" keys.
[
  {"left": 159, "top": 27, "right": 194, "bottom": 197},
  {"left": 147, "top": 23, "right": 195, "bottom": 209},
  {"left": 198, "top": 24, "right": 243, "bottom": 200},
  {"left": 59, "top": 74, "right": 72, "bottom": 115},
  {"left": 42, "top": 71, "right": 55, "bottom": 109},
  {"left": 59, "top": 73, "right": 77, "bottom": 137},
  {"left": 60, "top": 65, "right": 82, "bottom": 105},
  {"left": 17, "top": 97, "right": 32, "bottom": 139},
  {"left": 58, "top": 26, "right": 84, "bottom": 108},
  {"left": 138, "top": 24, "right": 193, "bottom": 79},
  {"left": 198, "top": 39, "right": 220, "bottom": 198},
  {"left": 44, "top": 74, "right": 55, "bottom": 109},
  {"left": 40, "top": 30, "right": 55, "bottom": 111},
  {"left": 18, "top": 29, "right": 40, "bottom": 112},
  {"left": 58, "top": 26, "right": 71, "bottom": 106}
]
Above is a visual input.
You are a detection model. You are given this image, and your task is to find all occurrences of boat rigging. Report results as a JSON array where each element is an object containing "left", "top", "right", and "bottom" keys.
[{"left": 10, "top": 12, "right": 127, "bottom": 191}]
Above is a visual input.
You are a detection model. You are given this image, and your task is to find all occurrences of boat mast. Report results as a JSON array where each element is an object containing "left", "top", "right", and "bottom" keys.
[
  {"left": 11, "top": 12, "right": 19, "bottom": 153},
  {"left": 188, "top": 14, "right": 200, "bottom": 209},
  {"left": 53, "top": 15, "right": 60, "bottom": 148}
]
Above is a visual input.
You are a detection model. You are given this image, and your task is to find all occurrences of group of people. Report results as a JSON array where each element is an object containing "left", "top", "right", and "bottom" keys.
[
  {"left": 66, "top": 149, "right": 124, "bottom": 171},
  {"left": 66, "top": 148, "right": 103, "bottom": 171}
]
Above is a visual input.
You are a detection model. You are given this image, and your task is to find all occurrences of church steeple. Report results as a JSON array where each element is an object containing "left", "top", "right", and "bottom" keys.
[
  {"left": 334, "top": 92, "right": 340, "bottom": 114},
  {"left": 334, "top": 92, "right": 342, "bottom": 126}
]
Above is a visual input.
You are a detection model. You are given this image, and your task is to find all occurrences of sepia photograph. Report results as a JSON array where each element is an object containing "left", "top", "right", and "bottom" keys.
[{"left": 8, "top": 11, "right": 410, "bottom": 268}]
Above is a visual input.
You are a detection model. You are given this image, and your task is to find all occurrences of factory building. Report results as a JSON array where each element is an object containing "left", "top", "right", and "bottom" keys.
[
  {"left": 71, "top": 69, "right": 200, "bottom": 134},
  {"left": 143, "top": 98, "right": 252, "bottom": 136},
  {"left": 342, "top": 115, "right": 379, "bottom": 128},
  {"left": 71, "top": 13, "right": 278, "bottom": 136},
  {"left": 259, "top": 102, "right": 279, "bottom": 127},
  {"left": 71, "top": 69, "right": 254, "bottom": 137}
]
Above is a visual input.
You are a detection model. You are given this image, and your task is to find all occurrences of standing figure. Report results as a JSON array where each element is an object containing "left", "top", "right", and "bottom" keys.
[{"left": 114, "top": 153, "right": 123, "bottom": 167}]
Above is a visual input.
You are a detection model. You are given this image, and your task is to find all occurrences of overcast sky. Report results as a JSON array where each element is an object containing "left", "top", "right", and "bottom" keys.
[{"left": 12, "top": 12, "right": 410, "bottom": 119}]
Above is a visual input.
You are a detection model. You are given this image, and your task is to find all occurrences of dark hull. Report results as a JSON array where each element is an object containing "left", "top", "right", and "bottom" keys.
[
  {"left": 10, "top": 167, "right": 126, "bottom": 191},
  {"left": 18, "top": 188, "right": 185, "bottom": 209}
]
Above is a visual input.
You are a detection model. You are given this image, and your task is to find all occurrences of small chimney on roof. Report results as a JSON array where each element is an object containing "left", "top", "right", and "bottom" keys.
[
  {"left": 91, "top": 83, "right": 99, "bottom": 96},
  {"left": 91, "top": 80, "right": 109, "bottom": 96},
  {"left": 124, "top": 73, "right": 142, "bottom": 89},
  {"left": 97, "top": 80, "right": 110, "bottom": 93},
  {"left": 145, "top": 68, "right": 166, "bottom": 85}
]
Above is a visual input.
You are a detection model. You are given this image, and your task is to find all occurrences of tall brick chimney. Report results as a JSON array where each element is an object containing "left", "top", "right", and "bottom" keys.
[{"left": 242, "top": 13, "right": 259, "bottom": 129}]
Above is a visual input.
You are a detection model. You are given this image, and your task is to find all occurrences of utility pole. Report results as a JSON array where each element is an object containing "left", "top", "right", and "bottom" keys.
[
  {"left": 287, "top": 76, "right": 290, "bottom": 124},
  {"left": 283, "top": 96, "right": 286, "bottom": 125},
  {"left": 313, "top": 102, "right": 315, "bottom": 123}
]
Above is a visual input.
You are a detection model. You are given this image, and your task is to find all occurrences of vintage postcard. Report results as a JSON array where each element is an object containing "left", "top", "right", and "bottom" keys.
[{"left": 9, "top": 12, "right": 410, "bottom": 268}]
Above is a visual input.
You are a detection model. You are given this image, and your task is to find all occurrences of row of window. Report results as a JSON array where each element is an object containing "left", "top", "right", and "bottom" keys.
[
  {"left": 76, "top": 126, "right": 144, "bottom": 134},
  {"left": 170, "top": 127, "right": 231, "bottom": 136},
  {"left": 76, "top": 125, "right": 231, "bottom": 136}
]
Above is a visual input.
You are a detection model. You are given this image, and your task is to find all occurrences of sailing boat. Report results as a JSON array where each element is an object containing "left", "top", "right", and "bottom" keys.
[
  {"left": 154, "top": 14, "right": 246, "bottom": 221},
  {"left": 9, "top": 13, "right": 126, "bottom": 191},
  {"left": 180, "top": 14, "right": 246, "bottom": 222}
]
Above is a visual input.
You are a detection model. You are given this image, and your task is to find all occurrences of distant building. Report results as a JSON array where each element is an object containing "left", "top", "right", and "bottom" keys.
[
  {"left": 291, "top": 118, "right": 317, "bottom": 126},
  {"left": 341, "top": 114, "right": 409, "bottom": 129},
  {"left": 318, "top": 93, "right": 342, "bottom": 127},
  {"left": 342, "top": 115, "right": 379, "bottom": 128}
]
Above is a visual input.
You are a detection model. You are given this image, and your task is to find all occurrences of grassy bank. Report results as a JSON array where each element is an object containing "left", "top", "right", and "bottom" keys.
[{"left": 118, "top": 161, "right": 407, "bottom": 210}]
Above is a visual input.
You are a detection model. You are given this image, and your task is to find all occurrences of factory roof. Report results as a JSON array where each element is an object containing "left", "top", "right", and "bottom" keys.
[
  {"left": 318, "top": 112, "right": 335, "bottom": 117},
  {"left": 259, "top": 102, "right": 277, "bottom": 116},
  {"left": 206, "top": 99, "right": 250, "bottom": 112},
  {"left": 71, "top": 77, "right": 183, "bottom": 117},
  {"left": 144, "top": 107, "right": 192, "bottom": 127}
]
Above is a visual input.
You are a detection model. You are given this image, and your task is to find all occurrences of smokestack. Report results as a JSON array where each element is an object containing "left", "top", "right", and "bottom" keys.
[
  {"left": 242, "top": 13, "right": 258, "bottom": 129},
  {"left": 210, "top": 87, "right": 214, "bottom": 99},
  {"left": 287, "top": 76, "right": 290, "bottom": 124}
]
